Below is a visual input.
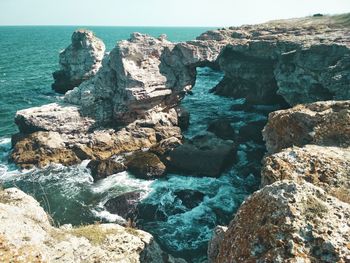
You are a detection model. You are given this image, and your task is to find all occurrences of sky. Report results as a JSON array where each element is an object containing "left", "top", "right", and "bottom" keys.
[{"left": 0, "top": 0, "right": 349, "bottom": 27}]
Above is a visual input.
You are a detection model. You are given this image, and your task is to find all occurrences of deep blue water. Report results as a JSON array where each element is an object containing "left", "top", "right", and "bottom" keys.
[{"left": 0, "top": 27, "right": 265, "bottom": 262}]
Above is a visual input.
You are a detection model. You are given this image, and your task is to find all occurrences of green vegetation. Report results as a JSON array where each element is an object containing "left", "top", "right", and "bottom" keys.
[
  {"left": 68, "top": 224, "right": 117, "bottom": 245},
  {"left": 267, "top": 13, "right": 350, "bottom": 28},
  {"left": 332, "top": 13, "right": 350, "bottom": 27}
]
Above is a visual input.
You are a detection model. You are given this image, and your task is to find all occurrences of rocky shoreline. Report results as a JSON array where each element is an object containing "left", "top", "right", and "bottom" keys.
[{"left": 2, "top": 14, "right": 350, "bottom": 262}]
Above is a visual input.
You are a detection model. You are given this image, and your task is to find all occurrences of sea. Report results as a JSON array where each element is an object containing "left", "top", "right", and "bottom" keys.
[{"left": 0, "top": 26, "right": 265, "bottom": 262}]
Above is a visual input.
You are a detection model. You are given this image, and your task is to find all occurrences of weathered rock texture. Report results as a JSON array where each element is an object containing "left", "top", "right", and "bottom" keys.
[
  {"left": 52, "top": 30, "right": 105, "bottom": 94},
  {"left": 208, "top": 226, "right": 227, "bottom": 263},
  {"left": 208, "top": 14, "right": 350, "bottom": 105},
  {"left": 263, "top": 100, "right": 350, "bottom": 153},
  {"left": 262, "top": 145, "right": 350, "bottom": 204},
  {"left": 216, "top": 181, "right": 350, "bottom": 263},
  {"left": 11, "top": 103, "right": 181, "bottom": 168},
  {"left": 0, "top": 188, "right": 186, "bottom": 263}
]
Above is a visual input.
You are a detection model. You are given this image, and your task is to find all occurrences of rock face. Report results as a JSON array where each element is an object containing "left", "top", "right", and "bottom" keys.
[
  {"left": 167, "top": 133, "right": 236, "bottom": 177},
  {"left": 207, "top": 226, "right": 227, "bottom": 263},
  {"left": 0, "top": 188, "right": 186, "bottom": 263},
  {"left": 213, "top": 100, "right": 350, "bottom": 262},
  {"left": 52, "top": 30, "right": 105, "bottom": 94},
  {"left": 262, "top": 145, "right": 350, "bottom": 203},
  {"left": 263, "top": 100, "right": 350, "bottom": 153},
  {"left": 216, "top": 181, "right": 350, "bottom": 263},
  {"left": 207, "top": 15, "right": 350, "bottom": 105}
]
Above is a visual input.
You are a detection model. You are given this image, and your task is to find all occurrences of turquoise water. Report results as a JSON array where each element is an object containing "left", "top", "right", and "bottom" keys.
[
  {"left": 0, "top": 26, "right": 212, "bottom": 137},
  {"left": 0, "top": 27, "right": 266, "bottom": 262}
]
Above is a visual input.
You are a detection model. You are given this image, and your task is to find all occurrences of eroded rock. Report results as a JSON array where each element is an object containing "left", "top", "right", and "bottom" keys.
[
  {"left": 262, "top": 144, "right": 350, "bottom": 204},
  {"left": 263, "top": 100, "right": 350, "bottom": 153},
  {"left": 52, "top": 30, "right": 105, "bottom": 94},
  {"left": 216, "top": 181, "right": 350, "bottom": 263}
]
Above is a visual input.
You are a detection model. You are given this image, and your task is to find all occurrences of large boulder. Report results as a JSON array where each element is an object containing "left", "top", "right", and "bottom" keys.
[
  {"left": 125, "top": 151, "right": 166, "bottom": 179},
  {"left": 216, "top": 181, "right": 350, "bottom": 263},
  {"left": 87, "top": 159, "right": 126, "bottom": 181},
  {"left": 262, "top": 145, "right": 350, "bottom": 204},
  {"left": 167, "top": 133, "right": 236, "bottom": 177},
  {"left": 0, "top": 188, "right": 186, "bottom": 263},
  {"left": 52, "top": 29, "right": 105, "bottom": 94},
  {"left": 263, "top": 100, "right": 350, "bottom": 153}
]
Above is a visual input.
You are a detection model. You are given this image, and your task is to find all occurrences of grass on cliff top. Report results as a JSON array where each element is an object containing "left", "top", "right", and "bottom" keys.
[
  {"left": 267, "top": 13, "right": 350, "bottom": 28},
  {"left": 68, "top": 225, "right": 117, "bottom": 245}
]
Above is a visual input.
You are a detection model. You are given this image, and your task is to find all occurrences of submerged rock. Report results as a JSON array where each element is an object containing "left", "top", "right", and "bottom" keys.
[
  {"left": 167, "top": 133, "right": 236, "bottom": 177},
  {"left": 0, "top": 188, "right": 186, "bottom": 263},
  {"left": 52, "top": 29, "right": 105, "bottom": 94},
  {"left": 238, "top": 119, "right": 266, "bottom": 143},
  {"left": 216, "top": 181, "right": 350, "bottom": 263},
  {"left": 263, "top": 100, "right": 350, "bottom": 153},
  {"left": 87, "top": 159, "right": 126, "bottom": 181},
  {"left": 104, "top": 191, "right": 144, "bottom": 219},
  {"left": 125, "top": 151, "right": 166, "bottom": 179},
  {"left": 174, "top": 189, "right": 205, "bottom": 209},
  {"left": 207, "top": 119, "right": 236, "bottom": 140}
]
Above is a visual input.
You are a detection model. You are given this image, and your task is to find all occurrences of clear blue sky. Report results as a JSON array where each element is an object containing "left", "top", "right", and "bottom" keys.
[{"left": 1, "top": 0, "right": 349, "bottom": 27}]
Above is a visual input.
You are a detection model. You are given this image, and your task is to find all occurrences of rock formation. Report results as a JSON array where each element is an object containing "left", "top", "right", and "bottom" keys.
[
  {"left": 212, "top": 99, "right": 350, "bottom": 262},
  {"left": 215, "top": 181, "right": 350, "bottom": 262},
  {"left": 52, "top": 30, "right": 105, "bottom": 94},
  {"left": 262, "top": 145, "right": 350, "bottom": 203},
  {"left": 13, "top": 14, "right": 350, "bottom": 169},
  {"left": 11, "top": 103, "right": 181, "bottom": 168},
  {"left": 263, "top": 100, "right": 350, "bottom": 153},
  {"left": 0, "top": 188, "right": 186, "bottom": 263}
]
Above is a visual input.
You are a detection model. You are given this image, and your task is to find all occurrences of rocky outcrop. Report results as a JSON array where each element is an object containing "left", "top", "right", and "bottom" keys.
[
  {"left": 11, "top": 103, "right": 181, "bottom": 168},
  {"left": 207, "top": 15, "right": 350, "bottom": 105},
  {"left": 262, "top": 145, "right": 350, "bottom": 203},
  {"left": 213, "top": 101, "right": 350, "bottom": 261},
  {"left": 167, "top": 133, "right": 236, "bottom": 177},
  {"left": 216, "top": 181, "right": 350, "bottom": 263},
  {"left": 52, "top": 30, "right": 105, "bottom": 94},
  {"left": 263, "top": 100, "right": 350, "bottom": 153},
  {"left": 0, "top": 187, "right": 186, "bottom": 263}
]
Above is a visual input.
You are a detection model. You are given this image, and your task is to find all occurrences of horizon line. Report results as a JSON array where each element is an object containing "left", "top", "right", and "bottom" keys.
[{"left": 0, "top": 24, "right": 223, "bottom": 28}]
